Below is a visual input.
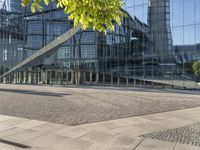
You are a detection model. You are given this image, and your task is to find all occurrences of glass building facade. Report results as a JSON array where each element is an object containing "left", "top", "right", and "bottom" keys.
[{"left": 0, "top": 0, "right": 200, "bottom": 89}]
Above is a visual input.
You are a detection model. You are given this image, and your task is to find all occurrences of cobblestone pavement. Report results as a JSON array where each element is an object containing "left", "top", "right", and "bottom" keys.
[
  {"left": 0, "top": 84, "right": 200, "bottom": 125},
  {"left": 143, "top": 122, "right": 200, "bottom": 147}
]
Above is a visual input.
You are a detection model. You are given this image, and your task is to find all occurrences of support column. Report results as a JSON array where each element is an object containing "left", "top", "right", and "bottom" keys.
[
  {"left": 54, "top": 70, "right": 58, "bottom": 84},
  {"left": 49, "top": 71, "right": 52, "bottom": 84},
  {"left": 37, "top": 68, "right": 40, "bottom": 84},
  {"left": 83, "top": 72, "right": 86, "bottom": 84},
  {"left": 41, "top": 69, "right": 44, "bottom": 84},
  {"left": 9, "top": 74, "right": 12, "bottom": 84},
  {"left": 31, "top": 70, "right": 34, "bottom": 84},
  {"left": 7, "top": 75, "right": 9, "bottom": 84},
  {"left": 10, "top": 74, "right": 13, "bottom": 83},
  {"left": 23, "top": 71, "right": 26, "bottom": 83},
  {"left": 96, "top": 72, "right": 99, "bottom": 85},
  {"left": 134, "top": 79, "right": 136, "bottom": 86},
  {"left": 14, "top": 71, "right": 17, "bottom": 83},
  {"left": 17, "top": 70, "right": 20, "bottom": 83},
  {"left": 45, "top": 69, "right": 48, "bottom": 84},
  {"left": 60, "top": 71, "right": 63, "bottom": 85},
  {"left": 71, "top": 71, "right": 74, "bottom": 84},
  {"left": 35, "top": 68, "right": 38, "bottom": 84},
  {"left": 7, "top": 75, "right": 10, "bottom": 83},
  {"left": 10, "top": 73, "right": 14, "bottom": 83},
  {"left": 90, "top": 72, "right": 92, "bottom": 84},
  {"left": 25, "top": 70, "right": 28, "bottom": 84},
  {"left": 27, "top": 71, "right": 31, "bottom": 83},
  {"left": 42, "top": 69, "right": 48, "bottom": 84},
  {"left": 76, "top": 71, "right": 81, "bottom": 85},
  {"left": 16, "top": 72, "right": 19, "bottom": 83},
  {"left": 126, "top": 77, "right": 129, "bottom": 86},
  {"left": 66, "top": 71, "right": 68, "bottom": 85},
  {"left": 111, "top": 72, "right": 113, "bottom": 85},
  {"left": 103, "top": 72, "right": 105, "bottom": 84},
  {"left": 19, "top": 71, "right": 23, "bottom": 84},
  {"left": 118, "top": 76, "right": 120, "bottom": 86},
  {"left": 3, "top": 77, "right": 6, "bottom": 83},
  {"left": 6, "top": 75, "right": 8, "bottom": 83}
]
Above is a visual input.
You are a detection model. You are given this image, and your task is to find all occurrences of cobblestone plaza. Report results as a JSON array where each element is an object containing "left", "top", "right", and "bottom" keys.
[{"left": 0, "top": 84, "right": 200, "bottom": 149}]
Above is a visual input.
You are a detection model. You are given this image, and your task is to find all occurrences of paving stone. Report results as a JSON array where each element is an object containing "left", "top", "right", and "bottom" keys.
[
  {"left": 0, "top": 127, "right": 26, "bottom": 138},
  {"left": 31, "top": 123, "right": 65, "bottom": 133},
  {"left": 109, "top": 146, "right": 133, "bottom": 150},
  {"left": 24, "top": 134, "right": 66, "bottom": 147},
  {"left": 154, "top": 118, "right": 193, "bottom": 129},
  {"left": 29, "top": 147, "right": 49, "bottom": 150},
  {"left": 174, "top": 143, "right": 200, "bottom": 150},
  {"left": 112, "top": 135, "right": 141, "bottom": 146},
  {"left": 0, "top": 118, "right": 30, "bottom": 126},
  {"left": 0, "top": 116, "right": 16, "bottom": 122},
  {"left": 141, "top": 114, "right": 166, "bottom": 122},
  {"left": 84, "top": 121, "right": 122, "bottom": 130},
  {"left": 0, "top": 143, "right": 24, "bottom": 150},
  {"left": 54, "top": 126, "right": 90, "bottom": 139},
  {"left": 49, "top": 138, "right": 92, "bottom": 150},
  {"left": 143, "top": 122, "right": 200, "bottom": 147},
  {"left": 110, "top": 125, "right": 153, "bottom": 137},
  {"left": 15, "top": 120, "right": 46, "bottom": 129},
  {"left": 79, "top": 130, "right": 115, "bottom": 143},
  {"left": 135, "top": 139, "right": 175, "bottom": 150},
  {"left": 4, "top": 129, "right": 46, "bottom": 143},
  {"left": 85, "top": 143, "right": 111, "bottom": 150},
  {"left": 0, "top": 125, "right": 14, "bottom": 132},
  {"left": 132, "top": 122, "right": 166, "bottom": 134},
  {"left": 126, "top": 117, "right": 154, "bottom": 125}
]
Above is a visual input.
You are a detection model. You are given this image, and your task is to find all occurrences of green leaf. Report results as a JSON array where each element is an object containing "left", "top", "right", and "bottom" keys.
[{"left": 21, "top": 0, "right": 126, "bottom": 33}]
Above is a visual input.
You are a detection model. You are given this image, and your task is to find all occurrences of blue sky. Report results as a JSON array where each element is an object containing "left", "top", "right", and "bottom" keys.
[{"left": 124, "top": 0, "right": 200, "bottom": 45}]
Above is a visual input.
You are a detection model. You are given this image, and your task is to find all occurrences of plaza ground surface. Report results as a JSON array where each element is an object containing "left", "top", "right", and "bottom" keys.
[
  {"left": 0, "top": 104, "right": 200, "bottom": 149},
  {"left": 0, "top": 84, "right": 200, "bottom": 125}
]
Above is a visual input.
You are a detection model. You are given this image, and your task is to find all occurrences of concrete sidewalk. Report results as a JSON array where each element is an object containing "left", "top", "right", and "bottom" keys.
[{"left": 0, "top": 107, "right": 200, "bottom": 150}]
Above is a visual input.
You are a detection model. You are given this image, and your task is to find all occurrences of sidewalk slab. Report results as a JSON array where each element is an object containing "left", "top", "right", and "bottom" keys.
[
  {"left": 0, "top": 127, "right": 26, "bottom": 138},
  {"left": 24, "top": 134, "right": 67, "bottom": 147},
  {"left": 0, "top": 142, "right": 24, "bottom": 150},
  {"left": 4, "top": 129, "right": 46, "bottom": 143},
  {"left": 0, "top": 107, "right": 199, "bottom": 149},
  {"left": 135, "top": 139, "right": 175, "bottom": 150},
  {"left": 174, "top": 143, "right": 200, "bottom": 150}
]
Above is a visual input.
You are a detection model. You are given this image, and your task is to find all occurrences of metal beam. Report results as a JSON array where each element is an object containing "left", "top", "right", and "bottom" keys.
[{"left": 0, "top": 24, "right": 82, "bottom": 79}]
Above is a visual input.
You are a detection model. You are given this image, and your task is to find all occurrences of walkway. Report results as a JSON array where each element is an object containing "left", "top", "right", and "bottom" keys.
[{"left": 0, "top": 107, "right": 200, "bottom": 149}]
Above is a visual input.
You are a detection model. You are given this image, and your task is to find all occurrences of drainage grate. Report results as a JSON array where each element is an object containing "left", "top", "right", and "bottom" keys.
[
  {"left": 142, "top": 122, "right": 200, "bottom": 147},
  {"left": 0, "top": 139, "right": 31, "bottom": 149}
]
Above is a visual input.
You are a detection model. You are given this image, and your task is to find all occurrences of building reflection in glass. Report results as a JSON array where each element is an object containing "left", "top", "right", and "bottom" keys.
[{"left": 0, "top": 0, "right": 200, "bottom": 89}]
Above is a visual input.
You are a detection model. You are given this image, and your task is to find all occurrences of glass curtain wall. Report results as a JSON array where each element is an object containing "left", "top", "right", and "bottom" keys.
[
  {"left": 124, "top": 0, "right": 200, "bottom": 89},
  {"left": 0, "top": 0, "right": 200, "bottom": 89}
]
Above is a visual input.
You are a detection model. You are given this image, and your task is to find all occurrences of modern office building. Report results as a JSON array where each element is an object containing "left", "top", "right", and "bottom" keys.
[
  {"left": 148, "top": 0, "right": 173, "bottom": 63},
  {"left": 0, "top": 0, "right": 200, "bottom": 89}
]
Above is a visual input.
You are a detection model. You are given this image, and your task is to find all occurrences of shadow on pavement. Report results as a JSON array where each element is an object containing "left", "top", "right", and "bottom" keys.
[
  {"left": 0, "top": 88, "right": 71, "bottom": 97},
  {"left": 64, "top": 85, "right": 200, "bottom": 96}
]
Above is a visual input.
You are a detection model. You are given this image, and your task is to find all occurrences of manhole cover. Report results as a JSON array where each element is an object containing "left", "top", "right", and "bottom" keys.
[{"left": 142, "top": 122, "right": 200, "bottom": 147}]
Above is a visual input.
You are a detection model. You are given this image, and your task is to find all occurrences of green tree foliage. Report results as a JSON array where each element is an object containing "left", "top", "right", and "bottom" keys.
[
  {"left": 193, "top": 61, "right": 200, "bottom": 77},
  {"left": 21, "top": 0, "right": 125, "bottom": 33}
]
